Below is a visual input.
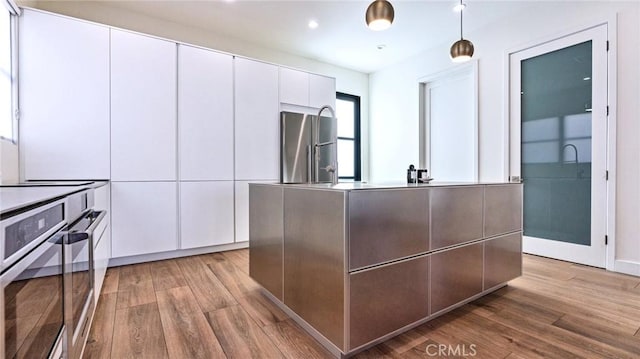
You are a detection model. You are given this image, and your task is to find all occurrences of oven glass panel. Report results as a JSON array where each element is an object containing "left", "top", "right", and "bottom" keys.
[
  {"left": 3, "top": 240, "right": 64, "bottom": 358},
  {"left": 4, "top": 204, "right": 64, "bottom": 259},
  {"left": 70, "top": 235, "right": 91, "bottom": 340}
]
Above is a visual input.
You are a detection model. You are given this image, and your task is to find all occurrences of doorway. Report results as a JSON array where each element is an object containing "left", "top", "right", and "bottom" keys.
[
  {"left": 509, "top": 24, "right": 609, "bottom": 268},
  {"left": 419, "top": 62, "right": 478, "bottom": 182}
]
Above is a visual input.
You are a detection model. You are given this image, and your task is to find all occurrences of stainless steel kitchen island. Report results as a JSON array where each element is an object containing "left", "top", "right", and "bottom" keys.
[{"left": 249, "top": 182, "right": 523, "bottom": 358}]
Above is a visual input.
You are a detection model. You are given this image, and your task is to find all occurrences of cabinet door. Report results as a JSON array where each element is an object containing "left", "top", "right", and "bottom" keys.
[
  {"left": 20, "top": 10, "right": 110, "bottom": 180},
  {"left": 235, "top": 180, "right": 274, "bottom": 243},
  {"left": 309, "top": 74, "right": 336, "bottom": 109},
  {"left": 178, "top": 45, "right": 233, "bottom": 181},
  {"left": 279, "top": 67, "right": 309, "bottom": 106},
  {"left": 430, "top": 242, "right": 483, "bottom": 314},
  {"left": 180, "top": 181, "right": 234, "bottom": 249},
  {"left": 111, "top": 29, "right": 177, "bottom": 181},
  {"left": 234, "top": 58, "right": 279, "bottom": 180},
  {"left": 111, "top": 182, "right": 178, "bottom": 258}
]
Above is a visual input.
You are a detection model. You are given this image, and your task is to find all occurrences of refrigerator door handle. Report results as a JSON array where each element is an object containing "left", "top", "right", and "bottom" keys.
[{"left": 307, "top": 144, "right": 313, "bottom": 183}]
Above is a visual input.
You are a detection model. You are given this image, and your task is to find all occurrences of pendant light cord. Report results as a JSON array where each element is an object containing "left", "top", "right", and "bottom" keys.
[{"left": 460, "top": 0, "right": 464, "bottom": 40}]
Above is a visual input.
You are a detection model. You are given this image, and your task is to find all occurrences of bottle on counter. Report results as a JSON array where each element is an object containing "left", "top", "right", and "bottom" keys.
[{"left": 407, "top": 164, "right": 417, "bottom": 184}]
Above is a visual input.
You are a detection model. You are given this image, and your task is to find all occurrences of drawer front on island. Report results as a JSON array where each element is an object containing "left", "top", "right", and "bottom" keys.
[
  {"left": 484, "top": 185, "right": 523, "bottom": 237},
  {"left": 484, "top": 233, "right": 522, "bottom": 289},
  {"left": 349, "top": 189, "right": 429, "bottom": 270},
  {"left": 430, "top": 242, "right": 483, "bottom": 314},
  {"left": 431, "top": 187, "right": 484, "bottom": 250},
  {"left": 350, "top": 256, "right": 429, "bottom": 350}
]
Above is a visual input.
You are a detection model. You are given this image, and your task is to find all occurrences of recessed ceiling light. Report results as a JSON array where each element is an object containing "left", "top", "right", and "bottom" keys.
[
  {"left": 308, "top": 20, "right": 319, "bottom": 29},
  {"left": 377, "top": 44, "right": 386, "bottom": 50},
  {"left": 453, "top": 3, "right": 466, "bottom": 12},
  {"left": 583, "top": 76, "right": 591, "bottom": 81}
]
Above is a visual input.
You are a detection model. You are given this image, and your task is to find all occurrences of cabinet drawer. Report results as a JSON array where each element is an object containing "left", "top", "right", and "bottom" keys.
[
  {"left": 349, "top": 189, "right": 429, "bottom": 270},
  {"left": 350, "top": 256, "right": 429, "bottom": 349},
  {"left": 431, "top": 186, "right": 483, "bottom": 249},
  {"left": 484, "top": 233, "right": 522, "bottom": 289},
  {"left": 485, "top": 185, "right": 522, "bottom": 237},
  {"left": 430, "top": 242, "right": 483, "bottom": 314}
]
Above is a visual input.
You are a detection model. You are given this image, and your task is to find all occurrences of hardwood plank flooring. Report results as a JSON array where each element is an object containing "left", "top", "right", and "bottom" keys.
[
  {"left": 156, "top": 286, "right": 226, "bottom": 358},
  {"left": 86, "top": 252, "right": 640, "bottom": 358},
  {"left": 111, "top": 302, "right": 168, "bottom": 359},
  {"left": 206, "top": 305, "right": 283, "bottom": 358},
  {"left": 84, "top": 292, "right": 117, "bottom": 359}
]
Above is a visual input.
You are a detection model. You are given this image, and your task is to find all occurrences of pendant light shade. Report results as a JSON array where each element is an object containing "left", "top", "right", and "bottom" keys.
[
  {"left": 450, "top": 0, "right": 474, "bottom": 62},
  {"left": 450, "top": 39, "right": 474, "bottom": 62},
  {"left": 366, "top": 0, "right": 395, "bottom": 31}
]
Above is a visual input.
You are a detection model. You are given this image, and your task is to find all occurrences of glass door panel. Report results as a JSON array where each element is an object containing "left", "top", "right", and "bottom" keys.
[
  {"left": 521, "top": 41, "right": 592, "bottom": 246},
  {"left": 509, "top": 24, "right": 608, "bottom": 268}
]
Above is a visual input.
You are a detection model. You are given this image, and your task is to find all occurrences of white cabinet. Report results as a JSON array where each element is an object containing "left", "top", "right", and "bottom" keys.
[
  {"left": 234, "top": 58, "right": 280, "bottom": 181},
  {"left": 180, "top": 181, "right": 234, "bottom": 249},
  {"left": 309, "top": 74, "right": 336, "bottom": 109},
  {"left": 94, "top": 183, "right": 111, "bottom": 297},
  {"left": 279, "top": 67, "right": 309, "bottom": 106},
  {"left": 110, "top": 29, "right": 177, "bottom": 181},
  {"left": 111, "top": 182, "right": 178, "bottom": 258},
  {"left": 279, "top": 67, "right": 336, "bottom": 110},
  {"left": 19, "top": 10, "right": 110, "bottom": 180},
  {"left": 234, "top": 180, "right": 274, "bottom": 243},
  {"left": 178, "top": 45, "right": 233, "bottom": 181}
]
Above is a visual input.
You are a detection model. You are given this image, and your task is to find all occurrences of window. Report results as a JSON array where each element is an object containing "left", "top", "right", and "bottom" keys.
[
  {"left": 336, "top": 92, "right": 361, "bottom": 181},
  {"left": 1, "top": 1, "right": 18, "bottom": 142}
]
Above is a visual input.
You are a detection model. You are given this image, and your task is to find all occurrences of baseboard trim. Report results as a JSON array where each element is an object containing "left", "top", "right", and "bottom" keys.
[
  {"left": 614, "top": 259, "right": 640, "bottom": 277},
  {"left": 108, "top": 241, "right": 249, "bottom": 267}
]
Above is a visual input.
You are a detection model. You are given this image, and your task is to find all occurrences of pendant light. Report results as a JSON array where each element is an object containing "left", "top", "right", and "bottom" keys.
[
  {"left": 450, "top": 0, "right": 474, "bottom": 62},
  {"left": 365, "top": 0, "right": 395, "bottom": 31}
]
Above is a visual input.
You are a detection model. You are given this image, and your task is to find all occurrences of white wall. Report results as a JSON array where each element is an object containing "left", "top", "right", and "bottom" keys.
[
  {"left": 369, "top": 1, "right": 640, "bottom": 267},
  {"left": 23, "top": 0, "right": 371, "bottom": 180},
  {"left": 0, "top": 139, "right": 19, "bottom": 183}
]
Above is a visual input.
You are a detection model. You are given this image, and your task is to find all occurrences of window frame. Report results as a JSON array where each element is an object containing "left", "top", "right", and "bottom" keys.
[
  {"left": 1, "top": 1, "right": 20, "bottom": 143},
  {"left": 336, "top": 92, "right": 361, "bottom": 181}
]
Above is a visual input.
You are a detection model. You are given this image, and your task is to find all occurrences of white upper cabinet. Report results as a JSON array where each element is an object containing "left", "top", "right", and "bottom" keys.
[
  {"left": 279, "top": 66, "right": 336, "bottom": 110},
  {"left": 110, "top": 29, "right": 177, "bottom": 181},
  {"left": 279, "top": 67, "right": 309, "bottom": 106},
  {"left": 234, "top": 58, "right": 279, "bottom": 181},
  {"left": 20, "top": 10, "right": 110, "bottom": 180},
  {"left": 309, "top": 74, "right": 336, "bottom": 109},
  {"left": 178, "top": 45, "right": 233, "bottom": 181}
]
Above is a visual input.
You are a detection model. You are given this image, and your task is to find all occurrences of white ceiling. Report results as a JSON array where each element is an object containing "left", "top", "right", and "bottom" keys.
[{"left": 94, "top": 0, "right": 540, "bottom": 73}]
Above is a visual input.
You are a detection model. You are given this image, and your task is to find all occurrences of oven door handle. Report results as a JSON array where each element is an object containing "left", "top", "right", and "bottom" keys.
[{"left": 65, "top": 210, "right": 106, "bottom": 244}]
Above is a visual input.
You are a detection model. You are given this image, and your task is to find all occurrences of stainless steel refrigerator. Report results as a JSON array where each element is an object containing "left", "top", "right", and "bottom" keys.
[{"left": 280, "top": 111, "right": 337, "bottom": 184}]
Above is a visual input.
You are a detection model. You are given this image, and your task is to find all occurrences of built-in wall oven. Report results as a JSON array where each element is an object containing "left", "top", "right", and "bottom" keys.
[
  {"left": 64, "top": 190, "right": 104, "bottom": 359},
  {"left": 1, "top": 199, "right": 67, "bottom": 359},
  {"left": 1, "top": 188, "right": 105, "bottom": 359}
]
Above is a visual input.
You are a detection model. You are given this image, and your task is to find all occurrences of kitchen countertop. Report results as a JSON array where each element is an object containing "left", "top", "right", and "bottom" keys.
[
  {"left": 0, "top": 181, "right": 108, "bottom": 218},
  {"left": 253, "top": 181, "right": 521, "bottom": 191}
]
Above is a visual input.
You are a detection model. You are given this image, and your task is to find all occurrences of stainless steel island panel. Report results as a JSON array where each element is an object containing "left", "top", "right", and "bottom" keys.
[
  {"left": 430, "top": 242, "right": 483, "bottom": 314},
  {"left": 349, "top": 255, "right": 429, "bottom": 350},
  {"left": 349, "top": 189, "right": 429, "bottom": 270},
  {"left": 484, "top": 185, "right": 523, "bottom": 237},
  {"left": 484, "top": 233, "right": 522, "bottom": 289},
  {"left": 431, "top": 186, "right": 484, "bottom": 250},
  {"left": 283, "top": 188, "right": 346, "bottom": 350},
  {"left": 249, "top": 185, "right": 284, "bottom": 300}
]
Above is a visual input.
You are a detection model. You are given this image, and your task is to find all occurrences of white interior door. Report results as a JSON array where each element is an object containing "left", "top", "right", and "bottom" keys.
[
  {"left": 423, "top": 64, "right": 478, "bottom": 182},
  {"left": 509, "top": 25, "right": 608, "bottom": 268}
]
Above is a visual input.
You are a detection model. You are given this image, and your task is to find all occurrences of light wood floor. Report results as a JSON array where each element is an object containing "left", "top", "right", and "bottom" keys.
[{"left": 84, "top": 250, "right": 640, "bottom": 358}]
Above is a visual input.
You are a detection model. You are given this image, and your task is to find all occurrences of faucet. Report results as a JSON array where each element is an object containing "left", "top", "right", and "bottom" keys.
[
  {"left": 561, "top": 143, "right": 582, "bottom": 178},
  {"left": 315, "top": 105, "right": 338, "bottom": 185}
]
